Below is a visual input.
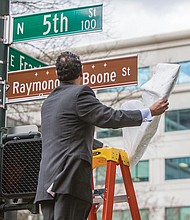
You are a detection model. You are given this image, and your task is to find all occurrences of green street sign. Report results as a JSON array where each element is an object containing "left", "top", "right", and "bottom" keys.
[
  {"left": 9, "top": 47, "right": 47, "bottom": 72},
  {"left": 13, "top": 4, "right": 103, "bottom": 42}
]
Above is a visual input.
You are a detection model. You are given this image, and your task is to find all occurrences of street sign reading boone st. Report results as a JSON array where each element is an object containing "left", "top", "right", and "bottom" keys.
[
  {"left": 13, "top": 4, "right": 102, "bottom": 42},
  {"left": 6, "top": 55, "right": 137, "bottom": 104}
]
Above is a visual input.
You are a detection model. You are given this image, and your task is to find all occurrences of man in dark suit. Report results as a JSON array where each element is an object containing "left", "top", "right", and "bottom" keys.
[{"left": 35, "top": 51, "right": 169, "bottom": 220}]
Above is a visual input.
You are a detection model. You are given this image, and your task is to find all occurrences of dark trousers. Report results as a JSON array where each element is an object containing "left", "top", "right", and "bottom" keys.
[{"left": 41, "top": 194, "right": 92, "bottom": 220}]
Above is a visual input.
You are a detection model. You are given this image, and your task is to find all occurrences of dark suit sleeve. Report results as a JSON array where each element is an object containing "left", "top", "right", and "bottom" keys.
[{"left": 76, "top": 85, "right": 142, "bottom": 128}]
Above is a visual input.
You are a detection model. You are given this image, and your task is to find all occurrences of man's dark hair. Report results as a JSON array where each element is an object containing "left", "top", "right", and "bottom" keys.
[{"left": 55, "top": 51, "right": 82, "bottom": 81}]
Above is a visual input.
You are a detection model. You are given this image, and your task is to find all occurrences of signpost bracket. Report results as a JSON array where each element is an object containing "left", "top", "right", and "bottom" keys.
[
  {"left": 2, "top": 15, "right": 13, "bottom": 45},
  {"left": 0, "top": 78, "right": 7, "bottom": 110}
]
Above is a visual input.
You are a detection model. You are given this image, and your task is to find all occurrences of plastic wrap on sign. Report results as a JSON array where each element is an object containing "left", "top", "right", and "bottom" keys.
[{"left": 121, "top": 63, "right": 180, "bottom": 168}]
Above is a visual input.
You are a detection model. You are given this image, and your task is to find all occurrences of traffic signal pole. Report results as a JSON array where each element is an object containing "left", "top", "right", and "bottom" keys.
[
  {"left": 0, "top": 0, "right": 9, "bottom": 129},
  {"left": 0, "top": 1, "right": 17, "bottom": 219}
]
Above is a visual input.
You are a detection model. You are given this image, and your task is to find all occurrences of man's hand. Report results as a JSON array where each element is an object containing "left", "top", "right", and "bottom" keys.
[{"left": 150, "top": 98, "right": 169, "bottom": 116}]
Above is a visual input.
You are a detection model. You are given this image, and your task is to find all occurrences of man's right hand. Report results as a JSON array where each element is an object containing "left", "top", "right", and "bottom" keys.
[{"left": 150, "top": 98, "right": 169, "bottom": 116}]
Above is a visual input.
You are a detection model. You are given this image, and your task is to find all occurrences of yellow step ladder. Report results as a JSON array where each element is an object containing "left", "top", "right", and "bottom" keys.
[{"left": 88, "top": 147, "right": 141, "bottom": 220}]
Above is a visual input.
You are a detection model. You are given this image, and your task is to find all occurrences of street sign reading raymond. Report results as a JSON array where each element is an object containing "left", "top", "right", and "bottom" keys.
[
  {"left": 7, "top": 66, "right": 58, "bottom": 103},
  {"left": 13, "top": 4, "right": 102, "bottom": 42},
  {"left": 6, "top": 55, "right": 137, "bottom": 103}
]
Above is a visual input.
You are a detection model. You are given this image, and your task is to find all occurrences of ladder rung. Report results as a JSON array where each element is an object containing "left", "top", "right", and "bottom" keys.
[{"left": 93, "top": 195, "right": 128, "bottom": 205}]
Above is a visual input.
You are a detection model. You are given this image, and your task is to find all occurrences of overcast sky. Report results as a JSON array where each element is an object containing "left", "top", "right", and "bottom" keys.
[
  {"left": 109, "top": 0, "right": 190, "bottom": 40},
  {"left": 68, "top": 0, "right": 190, "bottom": 46}
]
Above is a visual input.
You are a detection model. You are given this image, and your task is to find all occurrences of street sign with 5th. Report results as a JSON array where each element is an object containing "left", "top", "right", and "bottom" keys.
[{"left": 13, "top": 4, "right": 102, "bottom": 42}]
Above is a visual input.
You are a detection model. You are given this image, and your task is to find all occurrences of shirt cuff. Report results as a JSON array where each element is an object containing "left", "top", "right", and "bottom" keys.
[{"left": 140, "top": 108, "right": 152, "bottom": 122}]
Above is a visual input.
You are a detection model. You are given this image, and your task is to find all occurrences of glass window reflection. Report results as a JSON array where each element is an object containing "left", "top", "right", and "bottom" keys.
[
  {"left": 176, "top": 61, "right": 190, "bottom": 84},
  {"left": 96, "top": 160, "right": 149, "bottom": 185},
  {"left": 166, "top": 207, "right": 190, "bottom": 220},
  {"left": 165, "top": 157, "right": 190, "bottom": 180},
  {"left": 165, "top": 109, "right": 190, "bottom": 132}
]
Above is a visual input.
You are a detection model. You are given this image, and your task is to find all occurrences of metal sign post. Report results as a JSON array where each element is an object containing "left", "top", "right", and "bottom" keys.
[
  {"left": 0, "top": 1, "right": 18, "bottom": 219},
  {"left": 0, "top": 2, "right": 8, "bottom": 131}
]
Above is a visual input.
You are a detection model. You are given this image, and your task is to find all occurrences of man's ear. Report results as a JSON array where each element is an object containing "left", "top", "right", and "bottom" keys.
[{"left": 80, "top": 69, "right": 83, "bottom": 77}]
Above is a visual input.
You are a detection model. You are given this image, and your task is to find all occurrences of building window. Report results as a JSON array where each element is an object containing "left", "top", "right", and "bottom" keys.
[
  {"left": 96, "top": 160, "right": 149, "bottom": 185},
  {"left": 165, "top": 157, "right": 190, "bottom": 180},
  {"left": 97, "top": 209, "right": 149, "bottom": 220},
  {"left": 97, "top": 67, "right": 150, "bottom": 93},
  {"left": 96, "top": 166, "right": 106, "bottom": 185},
  {"left": 165, "top": 206, "right": 190, "bottom": 220},
  {"left": 176, "top": 61, "right": 190, "bottom": 84},
  {"left": 95, "top": 165, "right": 123, "bottom": 185},
  {"left": 165, "top": 109, "right": 190, "bottom": 132},
  {"left": 96, "top": 128, "right": 122, "bottom": 139},
  {"left": 131, "top": 160, "right": 149, "bottom": 182}
]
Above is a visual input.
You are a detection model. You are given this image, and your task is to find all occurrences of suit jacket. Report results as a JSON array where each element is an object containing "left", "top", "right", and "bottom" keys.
[{"left": 35, "top": 82, "right": 142, "bottom": 203}]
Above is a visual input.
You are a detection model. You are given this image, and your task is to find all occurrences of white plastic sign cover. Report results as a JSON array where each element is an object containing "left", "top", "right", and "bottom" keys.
[{"left": 121, "top": 63, "right": 180, "bottom": 168}]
